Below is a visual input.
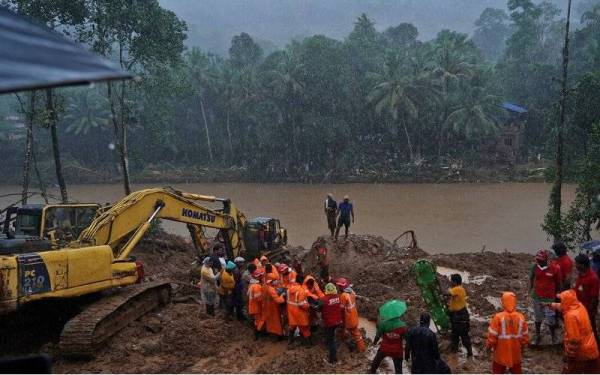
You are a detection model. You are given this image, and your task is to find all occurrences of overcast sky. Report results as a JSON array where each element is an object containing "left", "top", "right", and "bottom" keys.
[{"left": 160, "top": 0, "right": 568, "bottom": 56}]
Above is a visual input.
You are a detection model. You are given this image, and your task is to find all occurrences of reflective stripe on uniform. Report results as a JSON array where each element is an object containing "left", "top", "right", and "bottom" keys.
[{"left": 497, "top": 317, "right": 524, "bottom": 339}]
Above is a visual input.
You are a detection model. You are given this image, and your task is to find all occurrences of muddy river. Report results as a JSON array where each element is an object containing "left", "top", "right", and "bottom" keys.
[{"left": 0, "top": 182, "right": 584, "bottom": 253}]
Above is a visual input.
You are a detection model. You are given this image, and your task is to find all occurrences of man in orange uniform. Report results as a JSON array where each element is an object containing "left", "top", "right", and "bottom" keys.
[
  {"left": 287, "top": 274, "right": 312, "bottom": 346},
  {"left": 551, "top": 289, "right": 600, "bottom": 373},
  {"left": 261, "top": 275, "right": 286, "bottom": 340},
  {"left": 486, "top": 292, "right": 529, "bottom": 374},
  {"left": 303, "top": 275, "right": 325, "bottom": 331},
  {"left": 279, "top": 264, "right": 297, "bottom": 289},
  {"left": 337, "top": 277, "right": 366, "bottom": 352},
  {"left": 248, "top": 270, "right": 264, "bottom": 340}
]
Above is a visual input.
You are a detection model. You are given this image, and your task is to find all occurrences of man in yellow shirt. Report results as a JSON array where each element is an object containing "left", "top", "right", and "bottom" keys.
[{"left": 448, "top": 274, "right": 473, "bottom": 357}]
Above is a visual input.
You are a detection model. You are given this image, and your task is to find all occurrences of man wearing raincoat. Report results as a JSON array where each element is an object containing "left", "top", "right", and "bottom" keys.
[
  {"left": 372, "top": 299, "right": 409, "bottom": 374},
  {"left": 551, "top": 289, "right": 600, "bottom": 373},
  {"left": 287, "top": 274, "right": 311, "bottom": 345},
  {"left": 486, "top": 292, "right": 529, "bottom": 374},
  {"left": 261, "top": 274, "right": 286, "bottom": 339},
  {"left": 337, "top": 277, "right": 366, "bottom": 353}
]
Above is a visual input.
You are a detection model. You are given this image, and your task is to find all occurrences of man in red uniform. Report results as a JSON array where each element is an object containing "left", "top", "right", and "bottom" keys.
[
  {"left": 552, "top": 241, "right": 574, "bottom": 291},
  {"left": 575, "top": 253, "right": 600, "bottom": 339},
  {"left": 320, "top": 283, "right": 343, "bottom": 365},
  {"left": 529, "top": 249, "right": 562, "bottom": 345}
]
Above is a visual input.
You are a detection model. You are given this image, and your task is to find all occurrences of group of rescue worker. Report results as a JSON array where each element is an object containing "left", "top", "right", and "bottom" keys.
[
  {"left": 483, "top": 242, "right": 600, "bottom": 374},
  {"left": 198, "top": 225, "right": 600, "bottom": 374}
]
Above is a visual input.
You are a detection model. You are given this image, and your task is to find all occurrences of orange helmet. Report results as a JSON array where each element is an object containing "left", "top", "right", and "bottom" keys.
[{"left": 335, "top": 277, "right": 349, "bottom": 289}]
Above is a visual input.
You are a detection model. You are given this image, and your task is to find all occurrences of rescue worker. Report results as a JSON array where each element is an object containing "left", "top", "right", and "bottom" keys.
[
  {"left": 552, "top": 241, "right": 574, "bottom": 291},
  {"left": 247, "top": 270, "right": 264, "bottom": 339},
  {"left": 324, "top": 193, "right": 338, "bottom": 237},
  {"left": 265, "top": 262, "right": 280, "bottom": 281},
  {"left": 447, "top": 273, "right": 473, "bottom": 356},
  {"left": 303, "top": 275, "right": 325, "bottom": 331},
  {"left": 319, "top": 283, "right": 343, "bottom": 365},
  {"left": 574, "top": 253, "right": 600, "bottom": 339},
  {"left": 317, "top": 245, "right": 330, "bottom": 283},
  {"left": 405, "top": 313, "right": 442, "bottom": 374},
  {"left": 529, "top": 249, "right": 562, "bottom": 345},
  {"left": 486, "top": 292, "right": 529, "bottom": 374},
  {"left": 287, "top": 274, "right": 311, "bottom": 346},
  {"left": 261, "top": 275, "right": 286, "bottom": 340},
  {"left": 279, "top": 264, "right": 297, "bottom": 289},
  {"left": 219, "top": 261, "right": 236, "bottom": 320},
  {"left": 371, "top": 311, "right": 407, "bottom": 374},
  {"left": 258, "top": 255, "right": 268, "bottom": 273},
  {"left": 334, "top": 195, "right": 354, "bottom": 240},
  {"left": 200, "top": 257, "right": 219, "bottom": 316},
  {"left": 232, "top": 257, "right": 246, "bottom": 321},
  {"left": 551, "top": 289, "right": 600, "bottom": 373},
  {"left": 337, "top": 277, "right": 366, "bottom": 353}
]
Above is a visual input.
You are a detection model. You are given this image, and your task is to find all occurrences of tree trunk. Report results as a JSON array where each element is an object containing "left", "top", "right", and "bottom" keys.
[
  {"left": 401, "top": 119, "right": 414, "bottom": 162},
  {"left": 551, "top": 0, "right": 572, "bottom": 241},
  {"left": 31, "top": 134, "right": 49, "bottom": 204},
  {"left": 20, "top": 94, "right": 35, "bottom": 204},
  {"left": 199, "top": 97, "right": 214, "bottom": 163},
  {"left": 46, "top": 89, "right": 68, "bottom": 203},
  {"left": 119, "top": 81, "right": 131, "bottom": 195},
  {"left": 107, "top": 82, "right": 131, "bottom": 195},
  {"left": 226, "top": 110, "right": 234, "bottom": 160}
]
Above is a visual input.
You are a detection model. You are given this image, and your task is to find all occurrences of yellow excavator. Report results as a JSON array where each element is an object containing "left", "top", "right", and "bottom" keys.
[{"left": 0, "top": 187, "right": 287, "bottom": 356}]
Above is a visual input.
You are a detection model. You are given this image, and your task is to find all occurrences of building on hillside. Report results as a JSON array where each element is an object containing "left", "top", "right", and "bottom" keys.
[{"left": 485, "top": 102, "right": 527, "bottom": 165}]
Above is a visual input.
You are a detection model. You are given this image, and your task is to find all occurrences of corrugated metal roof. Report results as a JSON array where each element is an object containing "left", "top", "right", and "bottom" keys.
[{"left": 500, "top": 102, "right": 528, "bottom": 114}]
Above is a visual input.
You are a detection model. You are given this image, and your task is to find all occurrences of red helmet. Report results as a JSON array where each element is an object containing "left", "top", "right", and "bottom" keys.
[
  {"left": 252, "top": 270, "right": 265, "bottom": 279},
  {"left": 277, "top": 263, "right": 289, "bottom": 274},
  {"left": 335, "top": 277, "right": 349, "bottom": 289},
  {"left": 319, "top": 247, "right": 327, "bottom": 255},
  {"left": 536, "top": 249, "right": 548, "bottom": 261}
]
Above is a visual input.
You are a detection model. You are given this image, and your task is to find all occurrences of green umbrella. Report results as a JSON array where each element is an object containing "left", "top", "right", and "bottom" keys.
[{"left": 379, "top": 299, "right": 407, "bottom": 322}]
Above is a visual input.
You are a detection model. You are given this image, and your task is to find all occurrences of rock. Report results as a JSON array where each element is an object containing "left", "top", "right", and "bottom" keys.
[
  {"left": 139, "top": 336, "right": 161, "bottom": 355},
  {"left": 144, "top": 317, "right": 163, "bottom": 333}
]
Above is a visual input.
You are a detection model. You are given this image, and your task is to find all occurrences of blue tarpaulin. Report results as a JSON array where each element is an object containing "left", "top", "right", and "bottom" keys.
[
  {"left": 0, "top": 7, "right": 131, "bottom": 94},
  {"left": 500, "top": 102, "right": 528, "bottom": 114},
  {"left": 580, "top": 240, "right": 600, "bottom": 253}
]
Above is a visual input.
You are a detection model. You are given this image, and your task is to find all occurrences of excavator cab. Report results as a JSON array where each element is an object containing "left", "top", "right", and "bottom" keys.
[
  {"left": 243, "top": 217, "right": 288, "bottom": 260},
  {"left": 0, "top": 204, "right": 100, "bottom": 253}
]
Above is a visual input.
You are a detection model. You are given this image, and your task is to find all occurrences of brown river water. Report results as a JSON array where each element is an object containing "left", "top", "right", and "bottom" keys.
[{"left": 0, "top": 182, "right": 583, "bottom": 254}]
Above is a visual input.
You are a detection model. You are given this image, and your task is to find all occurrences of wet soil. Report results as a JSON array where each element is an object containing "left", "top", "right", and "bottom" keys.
[{"left": 12, "top": 232, "right": 567, "bottom": 373}]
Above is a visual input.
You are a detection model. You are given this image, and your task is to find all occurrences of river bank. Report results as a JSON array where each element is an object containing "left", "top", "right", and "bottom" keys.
[{"left": 2, "top": 160, "right": 550, "bottom": 185}]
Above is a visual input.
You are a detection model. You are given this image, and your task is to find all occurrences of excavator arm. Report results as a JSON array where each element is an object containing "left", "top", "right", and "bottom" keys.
[{"left": 77, "top": 187, "right": 247, "bottom": 260}]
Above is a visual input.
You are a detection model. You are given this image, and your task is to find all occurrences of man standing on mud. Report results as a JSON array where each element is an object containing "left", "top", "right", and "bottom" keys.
[
  {"left": 324, "top": 193, "right": 338, "bottom": 237},
  {"left": 574, "top": 254, "right": 600, "bottom": 339},
  {"left": 529, "top": 249, "right": 562, "bottom": 345},
  {"left": 334, "top": 195, "right": 354, "bottom": 240}
]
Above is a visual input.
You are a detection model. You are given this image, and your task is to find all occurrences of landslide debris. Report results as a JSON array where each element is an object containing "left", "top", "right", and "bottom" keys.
[{"left": 39, "top": 232, "right": 565, "bottom": 373}]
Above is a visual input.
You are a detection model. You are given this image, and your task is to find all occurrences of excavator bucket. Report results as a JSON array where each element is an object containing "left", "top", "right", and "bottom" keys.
[{"left": 412, "top": 259, "right": 451, "bottom": 332}]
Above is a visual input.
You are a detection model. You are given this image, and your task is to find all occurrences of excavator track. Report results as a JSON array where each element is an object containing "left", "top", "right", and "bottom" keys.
[{"left": 59, "top": 281, "right": 172, "bottom": 357}]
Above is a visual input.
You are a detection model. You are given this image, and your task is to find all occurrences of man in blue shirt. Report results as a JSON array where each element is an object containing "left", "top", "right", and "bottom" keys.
[{"left": 334, "top": 195, "right": 354, "bottom": 240}]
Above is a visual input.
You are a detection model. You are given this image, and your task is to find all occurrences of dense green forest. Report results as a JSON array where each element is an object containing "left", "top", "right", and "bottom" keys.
[
  {"left": 1, "top": 0, "right": 600, "bottom": 244},
  {"left": 0, "top": 0, "right": 599, "bottom": 186}
]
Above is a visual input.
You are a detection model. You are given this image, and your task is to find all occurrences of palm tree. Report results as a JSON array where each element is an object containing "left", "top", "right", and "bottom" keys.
[
  {"left": 432, "top": 31, "right": 477, "bottom": 157},
  {"left": 64, "top": 88, "right": 110, "bottom": 135},
  {"left": 186, "top": 48, "right": 218, "bottom": 163},
  {"left": 443, "top": 89, "right": 503, "bottom": 141},
  {"left": 367, "top": 57, "right": 438, "bottom": 162}
]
